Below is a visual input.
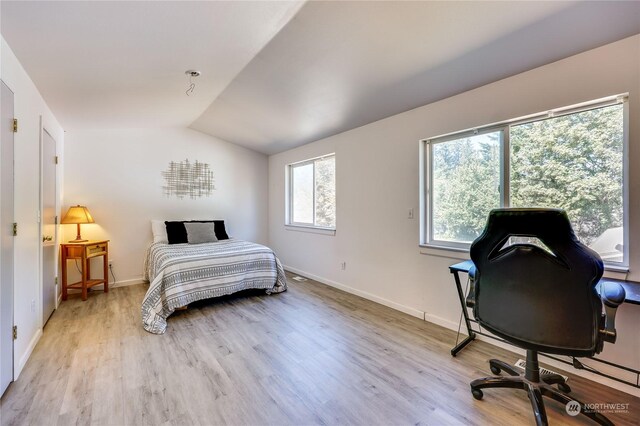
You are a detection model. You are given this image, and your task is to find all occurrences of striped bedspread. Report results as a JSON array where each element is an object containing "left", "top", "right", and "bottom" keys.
[{"left": 142, "top": 239, "right": 287, "bottom": 334}]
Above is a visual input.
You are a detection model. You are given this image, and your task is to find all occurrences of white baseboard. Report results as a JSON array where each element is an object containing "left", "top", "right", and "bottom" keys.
[
  {"left": 15, "top": 328, "right": 42, "bottom": 379},
  {"left": 110, "top": 278, "right": 147, "bottom": 288},
  {"left": 423, "top": 312, "right": 462, "bottom": 331},
  {"left": 284, "top": 265, "right": 424, "bottom": 319}
]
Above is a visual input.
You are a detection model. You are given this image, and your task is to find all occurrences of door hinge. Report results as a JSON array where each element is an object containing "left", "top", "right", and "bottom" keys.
[
  {"left": 13, "top": 325, "right": 17, "bottom": 340},
  {"left": 12, "top": 223, "right": 17, "bottom": 236},
  {"left": 55, "top": 156, "right": 59, "bottom": 165},
  {"left": 55, "top": 215, "right": 58, "bottom": 225},
  {"left": 12, "top": 118, "right": 18, "bottom": 133},
  {"left": 55, "top": 276, "right": 58, "bottom": 285}
]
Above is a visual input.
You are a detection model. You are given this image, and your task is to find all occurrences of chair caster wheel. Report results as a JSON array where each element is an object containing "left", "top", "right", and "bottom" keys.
[
  {"left": 558, "top": 383, "right": 571, "bottom": 393},
  {"left": 490, "top": 365, "right": 501, "bottom": 375},
  {"left": 472, "top": 389, "right": 484, "bottom": 400}
]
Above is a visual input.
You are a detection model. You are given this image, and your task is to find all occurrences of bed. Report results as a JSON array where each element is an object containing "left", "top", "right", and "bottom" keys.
[{"left": 142, "top": 238, "right": 287, "bottom": 334}]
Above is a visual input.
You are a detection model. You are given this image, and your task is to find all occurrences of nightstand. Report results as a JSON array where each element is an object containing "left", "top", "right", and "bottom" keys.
[{"left": 61, "top": 240, "right": 109, "bottom": 301}]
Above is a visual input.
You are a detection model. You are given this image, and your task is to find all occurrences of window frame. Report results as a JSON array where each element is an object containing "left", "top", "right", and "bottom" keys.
[
  {"left": 420, "top": 95, "right": 629, "bottom": 269},
  {"left": 286, "top": 153, "right": 336, "bottom": 231}
]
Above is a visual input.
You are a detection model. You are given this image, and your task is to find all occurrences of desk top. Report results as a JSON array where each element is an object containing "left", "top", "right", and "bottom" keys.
[
  {"left": 449, "top": 260, "right": 640, "bottom": 306},
  {"left": 62, "top": 240, "right": 109, "bottom": 246}
]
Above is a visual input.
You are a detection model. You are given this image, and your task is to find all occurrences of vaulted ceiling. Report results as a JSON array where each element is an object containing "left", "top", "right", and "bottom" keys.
[
  {"left": 2, "top": 1, "right": 640, "bottom": 154},
  {"left": 1, "top": 1, "right": 304, "bottom": 128}
]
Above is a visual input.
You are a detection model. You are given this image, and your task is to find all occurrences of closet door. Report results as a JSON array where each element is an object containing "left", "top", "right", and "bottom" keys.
[{"left": 42, "top": 129, "right": 57, "bottom": 325}]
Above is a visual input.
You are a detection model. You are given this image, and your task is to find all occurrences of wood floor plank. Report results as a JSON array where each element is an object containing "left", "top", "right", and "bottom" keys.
[{"left": 1, "top": 272, "right": 639, "bottom": 425}]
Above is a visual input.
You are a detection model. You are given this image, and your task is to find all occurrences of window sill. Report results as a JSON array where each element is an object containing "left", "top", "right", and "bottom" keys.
[
  {"left": 419, "top": 244, "right": 469, "bottom": 260},
  {"left": 603, "top": 264, "right": 630, "bottom": 280},
  {"left": 285, "top": 224, "right": 336, "bottom": 236}
]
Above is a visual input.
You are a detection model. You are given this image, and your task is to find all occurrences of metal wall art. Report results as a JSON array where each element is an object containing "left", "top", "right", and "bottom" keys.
[{"left": 161, "top": 159, "right": 215, "bottom": 199}]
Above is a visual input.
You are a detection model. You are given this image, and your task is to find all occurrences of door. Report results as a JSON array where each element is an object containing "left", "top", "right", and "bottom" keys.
[
  {"left": 42, "top": 129, "right": 56, "bottom": 326},
  {"left": 1, "top": 80, "right": 15, "bottom": 396}
]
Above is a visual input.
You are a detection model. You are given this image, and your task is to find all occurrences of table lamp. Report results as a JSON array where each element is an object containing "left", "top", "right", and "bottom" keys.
[{"left": 61, "top": 205, "right": 94, "bottom": 242}]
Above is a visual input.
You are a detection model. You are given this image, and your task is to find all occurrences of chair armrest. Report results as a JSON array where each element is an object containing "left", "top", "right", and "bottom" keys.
[
  {"left": 601, "top": 281, "right": 625, "bottom": 307},
  {"left": 599, "top": 281, "right": 626, "bottom": 344},
  {"left": 465, "top": 266, "right": 477, "bottom": 308}
]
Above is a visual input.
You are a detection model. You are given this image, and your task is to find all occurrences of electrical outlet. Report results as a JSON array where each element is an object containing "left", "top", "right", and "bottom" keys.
[
  {"left": 30, "top": 300, "right": 35, "bottom": 313},
  {"left": 108, "top": 260, "right": 113, "bottom": 267},
  {"left": 408, "top": 208, "right": 414, "bottom": 219},
  {"left": 340, "top": 261, "right": 346, "bottom": 270}
]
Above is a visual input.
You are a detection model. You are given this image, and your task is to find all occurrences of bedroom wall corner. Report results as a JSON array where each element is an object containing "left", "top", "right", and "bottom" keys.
[{"left": 62, "top": 127, "right": 269, "bottom": 285}]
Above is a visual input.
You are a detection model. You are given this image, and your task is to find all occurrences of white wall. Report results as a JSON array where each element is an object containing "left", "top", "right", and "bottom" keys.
[
  {"left": 63, "top": 127, "right": 268, "bottom": 285},
  {"left": 1, "top": 37, "right": 65, "bottom": 378},
  {"left": 269, "top": 35, "right": 640, "bottom": 394}
]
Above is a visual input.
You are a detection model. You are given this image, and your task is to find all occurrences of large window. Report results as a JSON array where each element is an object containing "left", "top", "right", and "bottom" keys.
[
  {"left": 287, "top": 154, "right": 336, "bottom": 229},
  {"left": 422, "top": 96, "right": 627, "bottom": 266}
]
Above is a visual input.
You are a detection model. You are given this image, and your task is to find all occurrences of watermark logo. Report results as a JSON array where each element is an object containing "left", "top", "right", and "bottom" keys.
[
  {"left": 566, "top": 400, "right": 629, "bottom": 416},
  {"left": 566, "top": 400, "right": 581, "bottom": 416}
]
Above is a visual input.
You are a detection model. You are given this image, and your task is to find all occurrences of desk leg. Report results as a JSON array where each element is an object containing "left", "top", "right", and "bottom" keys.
[
  {"left": 451, "top": 270, "right": 476, "bottom": 357},
  {"left": 81, "top": 256, "right": 88, "bottom": 301},
  {"left": 103, "top": 252, "right": 109, "bottom": 293},
  {"left": 451, "top": 335, "right": 476, "bottom": 357}
]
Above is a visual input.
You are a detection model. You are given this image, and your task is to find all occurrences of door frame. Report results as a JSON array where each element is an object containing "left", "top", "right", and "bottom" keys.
[
  {"left": 0, "top": 79, "right": 15, "bottom": 394},
  {"left": 39, "top": 119, "right": 59, "bottom": 325}
]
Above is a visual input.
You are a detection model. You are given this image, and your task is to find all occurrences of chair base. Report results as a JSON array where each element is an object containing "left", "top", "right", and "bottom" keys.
[{"left": 471, "top": 358, "right": 614, "bottom": 426}]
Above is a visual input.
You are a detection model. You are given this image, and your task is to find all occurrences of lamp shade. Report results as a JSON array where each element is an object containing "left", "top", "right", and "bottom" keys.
[{"left": 61, "top": 205, "right": 95, "bottom": 224}]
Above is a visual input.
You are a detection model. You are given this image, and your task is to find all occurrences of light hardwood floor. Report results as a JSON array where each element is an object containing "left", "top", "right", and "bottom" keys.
[{"left": 1, "top": 272, "right": 639, "bottom": 425}]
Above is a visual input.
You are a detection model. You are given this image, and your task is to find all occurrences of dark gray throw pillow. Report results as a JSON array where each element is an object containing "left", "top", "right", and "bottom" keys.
[
  {"left": 190, "top": 220, "right": 229, "bottom": 240},
  {"left": 185, "top": 222, "right": 218, "bottom": 244}
]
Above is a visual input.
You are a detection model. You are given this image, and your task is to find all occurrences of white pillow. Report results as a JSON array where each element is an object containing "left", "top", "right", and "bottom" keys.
[{"left": 151, "top": 220, "right": 168, "bottom": 243}]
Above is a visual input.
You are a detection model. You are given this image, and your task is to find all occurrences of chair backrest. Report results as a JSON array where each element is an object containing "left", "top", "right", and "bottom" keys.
[{"left": 470, "top": 208, "right": 604, "bottom": 357}]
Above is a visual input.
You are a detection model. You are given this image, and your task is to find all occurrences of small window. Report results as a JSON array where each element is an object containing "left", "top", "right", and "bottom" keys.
[
  {"left": 287, "top": 154, "right": 336, "bottom": 229},
  {"left": 422, "top": 95, "right": 628, "bottom": 267}
]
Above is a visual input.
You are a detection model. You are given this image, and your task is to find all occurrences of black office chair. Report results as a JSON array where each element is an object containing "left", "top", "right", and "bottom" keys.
[{"left": 468, "top": 208, "right": 625, "bottom": 426}]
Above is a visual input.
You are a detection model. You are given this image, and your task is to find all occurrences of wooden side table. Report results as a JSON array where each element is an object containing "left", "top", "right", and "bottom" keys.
[{"left": 61, "top": 240, "right": 109, "bottom": 301}]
